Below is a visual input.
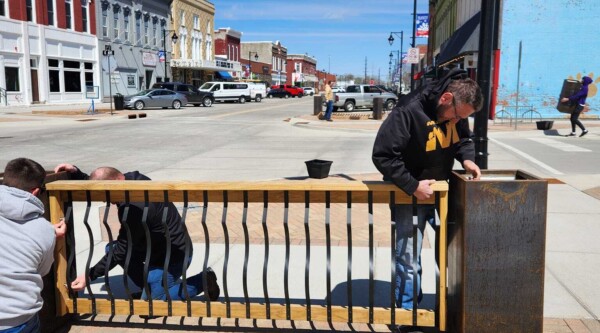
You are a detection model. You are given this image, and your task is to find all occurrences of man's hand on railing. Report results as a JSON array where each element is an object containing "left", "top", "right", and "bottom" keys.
[
  {"left": 414, "top": 179, "right": 436, "bottom": 200},
  {"left": 70, "top": 274, "right": 87, "bottom": 292},
  {"left": 54, "top": 163, "right": 78, "bottom": 174},
  {"left": 54, "top": 218, "right": 66, "bottom": 238},
  {"left": 462, "top": 160, "right": 481, "bottom": 180}
]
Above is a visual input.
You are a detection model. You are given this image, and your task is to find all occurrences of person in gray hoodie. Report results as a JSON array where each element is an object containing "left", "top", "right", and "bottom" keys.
[{"left": 0, "top": 158, "right": 65, "bottom": 333}]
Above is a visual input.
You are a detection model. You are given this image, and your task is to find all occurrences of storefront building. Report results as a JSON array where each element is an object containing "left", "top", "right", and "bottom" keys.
[
  {"left": 169, "top": 0, "right": 239, "bottom": 87},
  {"left": 241, "top": 41, "right": 287, "bottom": 85},
  {"left": 0, "top": 0, "right": 98, "bottom": 106},
  {"left": 287, "top": 54, "right": 317, "bottom": 88},
  {"left": 214, "top": 27, "right": 242, "bottom": 80},
  {"left": 95, "top": 0, "right": 169, "bottom": 101}
]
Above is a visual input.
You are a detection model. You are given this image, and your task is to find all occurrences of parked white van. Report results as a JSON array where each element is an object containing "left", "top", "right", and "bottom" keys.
[
  {"left": 248, "top": 83, "right": 267, "bottom": 102},
  {"left": 198, "top": 82, "right": 252, "bottom": 103}
]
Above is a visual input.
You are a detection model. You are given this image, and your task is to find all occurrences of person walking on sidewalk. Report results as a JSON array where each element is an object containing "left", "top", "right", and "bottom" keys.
[
  {"left": 561, "top": 76, "right": 592, "bottom": 137},
  {"left": 323, "top": 81, "right": 334, "bottom": 122},
  {"left": 54, "top": 163, "right": 220, "bottom": 302},
  {"left": 1, "top": 158, "right": 66, "bottom": 333},
  {"left": 372, "top": 69, "right": 483, "bottom": 333}
]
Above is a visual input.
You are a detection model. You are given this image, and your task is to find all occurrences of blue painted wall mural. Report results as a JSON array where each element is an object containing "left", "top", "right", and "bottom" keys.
[{"left": 497, "top": 0, "right": 599, "bottom": 118}]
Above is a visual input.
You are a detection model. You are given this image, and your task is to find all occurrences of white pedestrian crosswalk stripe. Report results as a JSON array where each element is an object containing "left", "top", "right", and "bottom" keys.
[{"left": 528, "top": 138, "right": 592, "bottom": 152}]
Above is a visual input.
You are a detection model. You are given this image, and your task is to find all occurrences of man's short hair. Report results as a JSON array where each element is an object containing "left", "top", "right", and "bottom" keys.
[
  {"left": 89, "top": 167, "right": 123, "bottom": 180},
  {"left": 447, "top": 78, "right": 484, "bottom": 112},
  {"left": 2, "top": 158, "right": 46, "bottom": 191}
]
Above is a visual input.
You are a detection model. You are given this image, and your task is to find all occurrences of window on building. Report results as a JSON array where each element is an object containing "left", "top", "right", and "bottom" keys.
[
  {"left": 123, "top": 8, "right": 130, "bottom": 42},
  {"left": 160, "top": 20, "right": 166, "bottom": 46},
  {"left": 48, "top": 59, "right": 60, "bottom": 92},
  {"left": 135, "top": 11, "right": 141, "bottom": 44},
  {"left": 5, "top": 67, "right": 20, "bottom": 92},
  {"left": 152, "top": 17, "right": 157, "bottom": 46},
  {"left": 193, "top": 15, "right": 199, "bottom": 30},
  {"left": 113, "top": 5, "right": 120, "bottom": 39},
  {"left": 26, "top": 0, "right": 34, "bottom": 22},
  {"left": 144, "top": 14, "right": 149, "bottom": 45},
  {"left": 63, "top": 61, "right": 82, "bottom": 92},
  {"left": 101, "top": 3, "right": 108, "bottom": 37},
  {"left": 47, "top": 0, "right": 54, "bottom": 26},
  {"left": 84, "top": 62, "right": 94, "bottom": 87},
  {"left": 81, "top": 1, "right": 88, "bottom": 32},
  {"left": 0, "top": 0, "right": 5, "bottom": 17},
  {"left": 65, "top": 0, "right": 72, "bottom": 29}
]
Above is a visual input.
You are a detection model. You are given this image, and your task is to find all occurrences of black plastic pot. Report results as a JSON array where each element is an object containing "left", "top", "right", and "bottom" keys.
[
  {"left": 305, "top": 159, "right": 333, "bottom": 179},
  {"left": 536, "top": 120, "right": 554, "bottom": 130}
]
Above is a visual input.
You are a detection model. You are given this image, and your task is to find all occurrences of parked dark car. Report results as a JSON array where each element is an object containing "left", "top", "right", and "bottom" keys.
[
  {"left": 152, "top": 82, "right": 214, "bottom": 107},
  {"left": 267, "top": 88, "right": 291, "bottom": 99}
]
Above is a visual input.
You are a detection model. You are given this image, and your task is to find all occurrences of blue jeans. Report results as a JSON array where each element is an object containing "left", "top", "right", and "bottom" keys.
[
  {"left": 0, "top": 314, "right": 40, "bottom": 333},
  {"left": 104, "top": 243, "right": 204, "bottom": 300},
  {"left": 392, "top": 204, "right": 435, "bottom": 309},
  {"left": 324, "top": 100, "right": 333, "bottom": 119},
  {"left": 140, "top": 259, "right": 205, "bottom": 300}
]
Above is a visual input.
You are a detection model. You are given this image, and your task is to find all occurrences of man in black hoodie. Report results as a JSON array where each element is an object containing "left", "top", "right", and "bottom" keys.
[
  {"left": 55, "top": 164, "right": 220, "bottom": 302},
  {"left": 372, "top": 69, "right": 482, "bottom": 322}
]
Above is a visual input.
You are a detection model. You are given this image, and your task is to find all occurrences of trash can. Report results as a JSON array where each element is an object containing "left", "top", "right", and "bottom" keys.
[
  {"left": 556, "top": 79, "right": 581, "bottom": 113},
  {"left": 373, "top": 97, "right": 383, "bottom": 120},
  {"left": 113, "top": 93, "right": 125, "bottom": 110},
  {"left": 447, "top": 170, "right": 547, "bottom": 333},
  {"left": 314, "top": 95, "right": 324, "bottom": 116}
]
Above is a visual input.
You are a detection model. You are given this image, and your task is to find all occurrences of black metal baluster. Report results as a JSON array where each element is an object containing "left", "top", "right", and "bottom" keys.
[
  {"left": 412, "top": 197, "right": 418, "bottom": 326},
  {"left": 141, "top": 191, "right": 153, "bottom": 316},
  {"left": 64, "top": 192, "right": 76, "bottom": 313},
  {"left": 101, "top": 191, "right": 115, "bottom": 315},
  {"left": 221, "top": 191, "right": 231, "bottom": 317},
  {"left": 121, "top": 191, "right": 135, "bottom": 315},
  {"left": 390, "top": 191, "right": 397, "bottom": 326},
  {"left": 368, "top": 191, "right": 374, "bottom": 323},
  {"left": 161, "top": 191, "right": 173, "bottom": 316},
  {"left": 434, "top": 192, "right": 441, "bottom": 324},
  {"left": 242, "top": 191, "right": 250, "bottom": 318},
  {"left": 283, "top": 191, "right": 291, "bottom": 320},
  {"left": 304, "top": 191, "right": 311, "bottom": 321},
  {"left": 346, "top": 191, "right": 353, "bottom": 323},
  {"left": 262, "top": 191, "right": 271, "bottom": 319},
  {"left": 325, "top": 191, "right": 332, "bottom": 322},
  {"left": 181, "top": 190, "right": 192, "bottom": 316},
  {"left": 201, "top": 191, "right": 212, "bottom": 316},
  {"left": 81, "top": 191, "right": 96, "bottom": 313}
]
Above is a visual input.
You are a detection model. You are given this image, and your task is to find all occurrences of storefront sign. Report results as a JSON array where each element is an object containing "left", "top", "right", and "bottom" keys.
[{"left": 142, "top": 52, "right": 157, "bottom": 67}]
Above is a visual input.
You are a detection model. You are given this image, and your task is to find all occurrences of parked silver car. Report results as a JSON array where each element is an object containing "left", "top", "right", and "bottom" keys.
[{"left": 124, "top": 89, "right": 188, "bottom": 110}]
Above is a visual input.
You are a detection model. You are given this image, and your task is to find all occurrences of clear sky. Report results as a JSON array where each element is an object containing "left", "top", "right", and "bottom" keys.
[{"left": 213, "top": 0, "right": 430, "bottom": 79}]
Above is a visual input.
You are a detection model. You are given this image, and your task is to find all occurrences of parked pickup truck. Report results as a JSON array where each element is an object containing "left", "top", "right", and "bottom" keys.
[{"left": 333, "top": 85, "right": 397, "bottom": 112}]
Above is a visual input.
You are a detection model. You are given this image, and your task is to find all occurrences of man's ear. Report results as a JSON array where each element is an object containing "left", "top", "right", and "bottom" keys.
[
  {"left": 31, "top": 188, "right": 41, "bottom": 196},
  {"left": 439, "top": 92, "right": 454, "bottom": 105}
]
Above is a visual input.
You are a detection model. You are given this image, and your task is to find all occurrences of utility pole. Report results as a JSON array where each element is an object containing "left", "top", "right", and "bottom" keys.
[
  {"left": 473, "top": 0, "right": 500, "bottom": 169},
  {"left": 411, "top": 0, "right": 417, "bottom": 90},
  {"left": 364, "top": 57, "right": 367, "bottom": 83}
]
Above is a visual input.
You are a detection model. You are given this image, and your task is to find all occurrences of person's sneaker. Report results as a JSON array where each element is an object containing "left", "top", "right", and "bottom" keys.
[
  {"left": 326, "top": 119, "right": 333, "bottom": 122},
  {"left": 204, "top": 267, "right": 220, "bottom": 301},
  {"left": 580, "top": 130, "right": 589, "bottom": 137},
  {"left": 568, "top": 132, "right": 577, "bottom": 136}
]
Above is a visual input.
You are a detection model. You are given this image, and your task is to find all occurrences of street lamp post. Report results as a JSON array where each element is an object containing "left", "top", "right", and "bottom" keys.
[
  {"left": 248, "top": 51, "right": 258, "bottom": 80},
  {"left": 389, "top": 50, "right": 400, "bottom": 89},
  {"left": 388, "top": 31, "right": 404, "bottom": 91},
  {"left": 162, "top": 29, "right": 178, "bottom": 82},
  {"left": 102, "top": 44, "right": 115, "bottom": 115}
]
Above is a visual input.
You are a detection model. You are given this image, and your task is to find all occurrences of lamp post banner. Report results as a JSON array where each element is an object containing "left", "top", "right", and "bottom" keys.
[
  {"left": 158, "top": 50, "right": 165, "bottom": 63},
  {"left": 416, "top": 13, "right": 429, "bottom": 37}
]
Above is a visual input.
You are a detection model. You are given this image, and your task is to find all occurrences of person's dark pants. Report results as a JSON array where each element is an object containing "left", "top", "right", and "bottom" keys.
[{"left": 571, "top": 104, "right": 586, "bottom": 133}]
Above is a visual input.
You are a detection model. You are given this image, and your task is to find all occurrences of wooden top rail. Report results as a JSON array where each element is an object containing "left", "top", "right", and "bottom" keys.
[{"left": 46, "top": 180, "right": 448, "bottom": 204}]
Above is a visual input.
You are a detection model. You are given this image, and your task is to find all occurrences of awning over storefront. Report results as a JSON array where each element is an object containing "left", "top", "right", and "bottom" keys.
[
  {"left": 215, "top": 71, "right": 233, "bottom": 80},
  {"left": 437, "top": 11, "right": 480, "bottom": 66}
]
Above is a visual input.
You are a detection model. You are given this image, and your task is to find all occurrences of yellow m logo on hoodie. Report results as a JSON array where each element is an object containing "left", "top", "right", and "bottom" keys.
[{"left": 426, "top": 122, "right": 459, "bottom": 152}]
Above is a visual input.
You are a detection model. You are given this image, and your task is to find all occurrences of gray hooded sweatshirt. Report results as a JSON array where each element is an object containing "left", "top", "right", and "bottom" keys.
[{"left": 0, "top": 185, "right": 55, "bottom": 329}]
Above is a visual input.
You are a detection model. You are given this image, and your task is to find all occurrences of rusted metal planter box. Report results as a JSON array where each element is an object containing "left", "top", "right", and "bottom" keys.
[{"left": 447, "top": 170, "right": 547, "bottom": 333}]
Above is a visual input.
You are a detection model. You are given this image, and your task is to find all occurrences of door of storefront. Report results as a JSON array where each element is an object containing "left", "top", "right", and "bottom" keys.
[
  {"left": 30, "top": 69, "right": 39, "bottom": 103},
  {"left": 145, "top": 70, "right": 153, "bottom": 89}
]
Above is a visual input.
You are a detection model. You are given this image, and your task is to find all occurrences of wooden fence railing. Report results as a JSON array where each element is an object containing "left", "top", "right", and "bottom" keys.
[{"left": 46, "top": 179, "right": 448, "bottom": 330}]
